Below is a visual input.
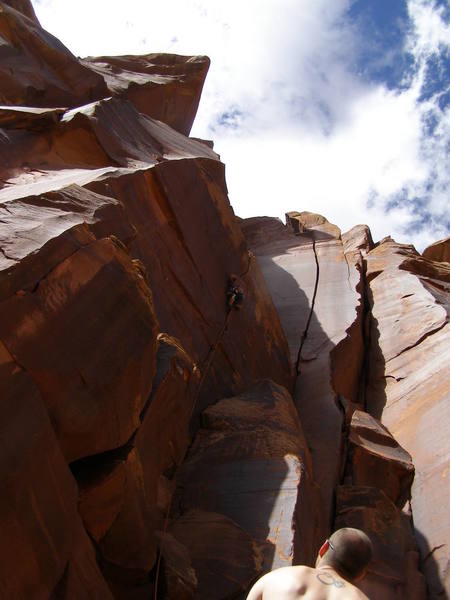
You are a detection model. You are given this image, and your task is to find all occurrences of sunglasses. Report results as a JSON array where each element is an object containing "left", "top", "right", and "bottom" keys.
[{"left": 319, "top": 538, "right": 336, "bottom": 557}]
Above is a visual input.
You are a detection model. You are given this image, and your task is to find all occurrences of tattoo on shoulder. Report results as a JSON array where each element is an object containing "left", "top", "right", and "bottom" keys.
[{"left": 316, "top": 573, "right": 345, "bottom": 588}]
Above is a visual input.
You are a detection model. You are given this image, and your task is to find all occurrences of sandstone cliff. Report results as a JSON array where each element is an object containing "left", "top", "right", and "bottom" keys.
[{"left": 0, "top": 2, "right": 448, "bottom": 599}]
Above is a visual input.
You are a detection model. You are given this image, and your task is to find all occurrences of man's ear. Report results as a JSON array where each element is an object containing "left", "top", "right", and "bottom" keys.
[{"left": 318, "top": 540, "right": 329, "bottom": 558}]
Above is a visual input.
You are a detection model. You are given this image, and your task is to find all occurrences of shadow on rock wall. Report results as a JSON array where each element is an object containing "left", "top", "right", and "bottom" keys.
[
  {"left": 262, "top": 247, "right": 334, "bottom": 552},
  {"left": 365, "top": 310, "right": 388, "bottom": 420},
  {"left": 414, "top": 527, "right": 449, "bottom": 600}
]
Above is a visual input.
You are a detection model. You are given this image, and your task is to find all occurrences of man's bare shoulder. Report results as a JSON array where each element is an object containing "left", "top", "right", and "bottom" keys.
[
  {"left": 264, "top": 565, "right": 316, "bottom": 583},
  {"left": 246, "top": 566, "right": 312, "bottom": 599},
  {"left": 247, "top": 566, "right": 320, "bottom": 599},
  {"left": 247, "top": 566, "right": 371, "bottom": 600}
]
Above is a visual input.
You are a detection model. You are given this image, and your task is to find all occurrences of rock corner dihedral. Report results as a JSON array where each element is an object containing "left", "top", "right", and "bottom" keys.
[{"left": 0, "top": 2, "right": 449, "bottom": 599}]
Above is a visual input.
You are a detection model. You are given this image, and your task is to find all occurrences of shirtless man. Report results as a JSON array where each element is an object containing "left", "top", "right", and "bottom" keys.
[{"left": 246, "top": 528, "right": 372, "bottom": 600}]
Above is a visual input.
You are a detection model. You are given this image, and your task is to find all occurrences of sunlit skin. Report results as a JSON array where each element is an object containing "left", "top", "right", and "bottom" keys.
[{"left": 246, "top": 537, "right": 370, "bottom": 600}]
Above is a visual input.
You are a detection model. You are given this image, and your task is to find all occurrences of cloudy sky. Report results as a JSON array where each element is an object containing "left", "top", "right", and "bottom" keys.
[{"left": 31, "top": 0, "right": 449, "bottom": 251}]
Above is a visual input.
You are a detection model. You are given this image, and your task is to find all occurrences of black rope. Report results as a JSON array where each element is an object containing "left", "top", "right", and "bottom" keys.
[{"left": 154, "top": 251, "right": 254, "bottom": 598}]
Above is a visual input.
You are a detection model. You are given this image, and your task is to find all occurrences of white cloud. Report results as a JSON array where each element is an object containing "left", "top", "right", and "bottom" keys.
[
  {"left": 31, "top": 0, "right": 450, "bottom": 251},
  {"left": 216, "top": 83, "right": 429, "bottom": 238},
  {"left": 407, "top": 0, "right": 450, "bottom": 58}
]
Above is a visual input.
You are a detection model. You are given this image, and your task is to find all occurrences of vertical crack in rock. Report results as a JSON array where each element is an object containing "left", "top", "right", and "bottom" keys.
[
  {"left": 359, "top": 257, "right": 372, "bottom": 411},
  {"left": 168, "top": 379, "right": 319, "bottom": 599},
  {"left": 242, "top": 214, "right": 367, "bottom": 542},
  {"left": 2, "top": 5, "right": 449, "bottom": 599},
  {"left": 294, "top": 236, "right": 320, "bottom": 384},
  {"left": 352, "top": 238, "right": 450, "bottom": 599}
]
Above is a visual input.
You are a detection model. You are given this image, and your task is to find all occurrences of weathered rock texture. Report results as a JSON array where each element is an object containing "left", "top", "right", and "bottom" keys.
[
  {"left": 335, "top": 486, "right": 426, "bottom": 600},
  {"left": 241, "top": 213, "right": 366, "bottom": 533},
  {"left": 0, "top": 1, "right": 208, "bottom": 135},
  {"left": 0, "top": 3, "right": 296, "bottom": 597},
  {"left": 1, "top": 2, "right": 449, "bottom": 599},
  {"left": 365, "top": 239, "right": 450, "bottom": 599},
  {"left": 346, "top": 409, "right": 415, "bottom": 508},
  {"left": 0, "top": 340, "right": 113, "bottom": 599},
  {"left": 241, "top": 215, "right": 447, "bottom": 599},
  {"left": 170, "top": 379, "right": 321, "bottom": 598},
  {"left": 422, "top": 236, "right": 450, "bottom": 263}
]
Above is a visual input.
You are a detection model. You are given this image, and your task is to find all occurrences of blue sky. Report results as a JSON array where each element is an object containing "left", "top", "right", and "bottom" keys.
[
  {"left": 31, "top": 0, "right": 449, "bottom": 251},
  {"left": 347, "top": 0, "right": 414, "bottom": 88}
]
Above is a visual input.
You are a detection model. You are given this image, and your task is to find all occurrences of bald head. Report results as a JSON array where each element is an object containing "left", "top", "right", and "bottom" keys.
[{"left": 322, "top": 528, "right": 372, "bottom": 581}]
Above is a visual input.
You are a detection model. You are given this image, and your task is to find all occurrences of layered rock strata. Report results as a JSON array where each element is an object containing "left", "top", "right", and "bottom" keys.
[
  {"left": 0, "top": 2, "right": 292, "bottom": 596},
  {"left": 335, "top": 486, "right": 426, "bottom": 600},
  {"left": 241, "top": 213, "right": 366, "bottom": 532},
  {"left": 0, "top": 2, "right": 208, "bottom": 135},
  {"left": 74, "top": 334, "right": 198, "bottom": 594},
  {"left": 0, "top": 341, "right": 113, "bottom": 598},
  {"left": 422, "top": 236, "right": 450, "bottom": 263},
  {"left": 242, "top": 215, "right": 443, "bottom": 598},
  {"left": 1, "top": 2, "right": 449, "bottom": 598},
  {"left": 337, "top": 409, "right": 426, "bottom": 599},
  {"left": 365, "top": 238, "right": 450, "bottom": 599},
  {"left": 169, "top": 380, "right": 321, "bottom": 598}
]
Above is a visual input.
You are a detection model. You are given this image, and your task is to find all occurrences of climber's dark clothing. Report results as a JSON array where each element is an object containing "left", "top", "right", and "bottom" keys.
[
  {"left": 227, "top": 274, "right": 245, "bottom": 310},
  {"left": 227, "top": 286, "right": 244, "bottom": 308}
]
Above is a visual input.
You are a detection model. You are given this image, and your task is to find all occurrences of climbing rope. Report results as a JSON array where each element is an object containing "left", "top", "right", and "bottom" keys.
[
  {"left": 153, "top": 251, "right": 253, "bottom": 599},
  {"left": 293, "top": 237, "right": 319, "bottom": 397},
  {"left": 240, "top": 250, "right": 254, "bottom": 277}
]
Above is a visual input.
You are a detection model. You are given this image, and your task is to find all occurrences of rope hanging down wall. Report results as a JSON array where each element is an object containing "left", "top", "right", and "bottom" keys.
[
  {"left": 293, "top": 236, "right": 320, "bottom": 397},
  {"left": 153, "top": 251, "right": 254, "bottom": 599}
]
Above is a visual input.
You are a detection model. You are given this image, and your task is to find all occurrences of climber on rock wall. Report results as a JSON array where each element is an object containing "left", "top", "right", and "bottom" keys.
[
  {"left": 246, "top": 528, "right": 372, "bottom": 600},
  {"left": 226, "top": 274, "right": 245, "bottom": 310}
]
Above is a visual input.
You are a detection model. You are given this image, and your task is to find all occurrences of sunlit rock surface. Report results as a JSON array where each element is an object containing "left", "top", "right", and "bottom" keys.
[
  {"left": 0, "top": 1, "right": 207, "bottom": 135},
  {"left": 346, "top": 409, "right": 415, "bottom": 508},
  {"left": 365, "top": 239, "right": 450, "bottom": 599},
  {"left": 0, "top": 3, "right": 291, "bottom": 596},
  {"left": 422, "top": 236, "right": 450, "bottom": 263},
  {"left": 0, "top": 2, "right": 448, "bottom": 598},
  {"left": 241, "top": 212, "right": 365, "bottom": 533},
  {"left": 170, "top": 380, "right": 321, "bottom": 598}
]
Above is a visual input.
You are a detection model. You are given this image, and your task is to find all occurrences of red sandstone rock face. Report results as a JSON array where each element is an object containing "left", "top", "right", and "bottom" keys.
[
  {"left": 242, "top": 216, "right": 435, "bottom": 597},
  {"left": 0, "top": 2, "right": 208, "bottom": 135},
  {"left": 0, "top": 96, "right": 219, "bottom": 197},
  {"left": 170, "top": 380, "right": 321, "bottom": 594},
  {"left": 335, "top": 486, "right": 426, "bottom": 600},
  {"left": 0, "top": 2, "right": 107, "bottom": 107},
  {"left": 337, "top": 407, "right": 426, "bottom": 598},
  {"left": 82, "top": 54, "right": 210, "bottom": 136},
  {"left": 76, "top": 334, "right": 197, "bottom": 588},
  {"left": 341, "top": 224, "right": 374, "bottom": 255},
  {"left": 160, "top": 531, "right": 197, "bottom": 600},
  {"left": 241, "top": 214, "right": 365, "bottom": 533},
  {"left": 0, "top": 227, "right": 159, "bottom": 462},
  {"left": 365, "top": 239, "right": 450, "bottom": 599},
  {"left": 422, "top": 236, "right": 450, "bottom": 263},
  {"left": 0, "top": 341, "right": 112, "bottom": 598},
  {"left": 2, "top": 3, "right": 449, "bottom": 598},
  {"left": 0, "top": 5, "right": 293, "bottom": 596},
  {"left": 2, "top": 0, "right": 39, "bottom": 24},
  {"left": 168, "top": 510, "right": 266, "bottom": 600},
  {"left": 346, "top": 409, "right": 415, "bottom": 508}
]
